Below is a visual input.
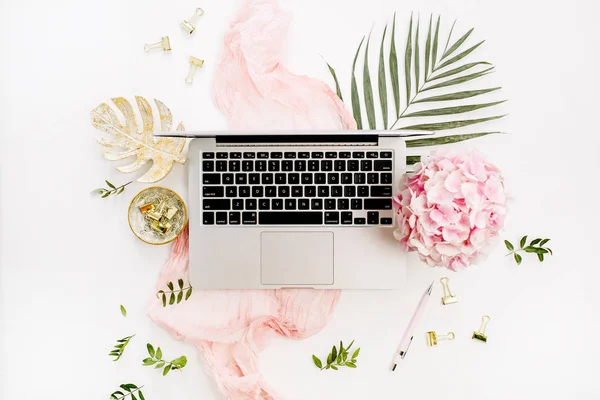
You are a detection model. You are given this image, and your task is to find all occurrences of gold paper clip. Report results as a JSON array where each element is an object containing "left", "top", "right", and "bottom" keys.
[
  {"left": 180, "top": 7, "right": 205, "bottom": 34},
  {"left": 440, "top": 277, "right": 457, "bottom": 305},
  {"left": 185, "top": 56, "right": 205, "bottom": 84},
  {"left": 144, "top": 36, "right": 171, "bottom": 52},
  {"left": 472, "top": 315, "right": 491, "bottom": 342},
  {"left": 426, "top": 331, "right": 455, "bottom": 347}
]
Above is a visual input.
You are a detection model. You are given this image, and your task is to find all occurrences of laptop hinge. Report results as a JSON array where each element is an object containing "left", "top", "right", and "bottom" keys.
[{"left": 215, "top": 134, "right": 378, "bottom": 147}]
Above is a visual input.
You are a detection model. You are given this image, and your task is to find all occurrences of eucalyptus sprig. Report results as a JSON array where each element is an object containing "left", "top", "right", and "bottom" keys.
[
  {"left": 505, "top": 236, "right": 553, "bottom": 265},
  {"left": 109, "top": 383, "right": 145, "bottom": 400},
  {"left": 143, "top": 343, "right": 187, "bottom": 376},
  {"left": 109, "top": 334, "right": 135, "bottom": 361},
  {"left": 91, "top": 180, "right": 132, "bottom": 198},
  {"left": 157, "top": 279, "right": 193, "bottom": 307},
  {"left": 312, "top": 340, "right": 360, "bottom": 371}
]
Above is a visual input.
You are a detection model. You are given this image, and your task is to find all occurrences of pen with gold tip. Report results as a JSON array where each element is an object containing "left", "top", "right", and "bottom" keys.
[{"left": 391, "top": 281, "right": 434, "bottom": 371}]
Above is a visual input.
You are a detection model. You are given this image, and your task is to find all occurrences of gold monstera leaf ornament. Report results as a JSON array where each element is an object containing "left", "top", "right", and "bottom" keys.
[{"left": 91, "top": 96, "right": 186, "bottom": 183}]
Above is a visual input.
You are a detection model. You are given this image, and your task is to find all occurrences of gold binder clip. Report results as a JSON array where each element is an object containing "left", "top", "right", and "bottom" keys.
[
  {"left": 472, "top": 315, "right": 491, "bottom": 342},
  {"left": 144, "top": 36, "right": 171, "bottom": 52},
  {"left": 440, "top": 277, "right": 457, "bottom": 305},
  {"left": 185, "top": 56, "right": 205, "bottom": 84},
  {"left": 180, "top": 7, "right": 205, "bottom": 34},
  {"left": 426, "top": 331, "right": 455, "bottom": 347}
]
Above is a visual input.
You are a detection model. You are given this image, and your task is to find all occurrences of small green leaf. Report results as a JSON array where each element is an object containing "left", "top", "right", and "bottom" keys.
[
  {"left": 178, "top": 279, "right": 184, "bottom": 289},
  {"left": 441, "top": 28, "right": 474, "bottom": 60},
  {"left": 116, "top": 187, "right": 124, "bottom": 195},
  {"left": 378, "top": 24, "right": 389, "bottom": 129},
  {"left": 352, "top": 347, "right": 361, "bottom": 359},
  {"left": 342, "top": 352, "right": 348, "bottom": 362},
  {"left": 120, "top": 384, "right": 132, "bottom": 392},
  {"left": 424, "top": 14, "right": 432, "bottom": 79},
  {"left": 421, "top": 67, "right": 494, "bottom": 91},
  {"left": 524, "top": 246, "right": 538, "bottom": 253},
  {"left": 363, "top": 34, "right": 376, "bottom": 130},
  {"left": 401, "top": 101, "right": 506, "bottom": 118},
  {"left": 345, "top": 340, "right": 355, "bottom": 351},
  {"left": 147, "top": 343, "right": 155, "bottom": 357},
  {"left": 312, "top": 355, "right": 323, "bottom": 369},
  {"left": 520, "top": 236, "right": 527, "bottom": 248},
  {"left": 102, "top": 192, "right": 110, "bottom": 198},
  {"left": 428, "top": 61, "right": 491, "bottom": 82},
  {"left": 414, "top": 19, "right": 420, "bottom": 89},
  {"left": 142, "top": 358, "right": 156, "bottom": 366},
  {"left": 120, "top": 305, "right": 127, "bottom": 317},
  {"left": 167, "top": 282, "right": 174, "bottom": 291},
  {"left": 185, "top": 287, "right": 193, "bottom": 300},
  {"left": 138, "top": 391, "right": 146, "bottom": 400},
  {"left": 504, "top": 240, "right": 514, "bottom": 251},
  {"left": 131, "top": 394, "right": 138, "bottom": 400},
  {"left": 413, "top": 87, "right": 501, "bottom": 103},
  {"left": 345, "top": 362, "right": 357, "bottom": 368},
  {"left": 172, "top": 356, "right": 187, "bottom": 367},
  {"left": 398, "top": 115, "right": 505, "bottom": 131},
  {"left": 156, "top": 361, "right": 165, "bottom": 369},
  {"left": 331, "top": 345, "right": 337, "bottom": 361},
  {"left": 336, "top": 353, "right": 342, "bottom": 364},
  {"left": 327, "top": 353, "right": 333, "bottom": 365},
  {"left": 537, "top": 248, "right": 549, "bottom": 254},
  {"left": 389, "top": 13, "right": 400, "bottom": 118},
  {"left": 331, "top": 365, "right": 338, "bottom": 370},
  {"left": 530, "top": 238, "right": 542, "bottom": 246},
  {"left": 514, "top": 253, "right": 522, "bottom": 265},
  {"left": 106, "top": 180, "right": 116, "bottom": 189},
  {"left": 162, "top": 293, "right": 167, "bottom": 307},
  {"left": 432, "top": 15, "right": 440, "bottom": 69},
  {"left": 404, "top": 13, "right": 413, "bottom": 105},
  {"left": 325, "top": 61, "right": 344, "bottom": 101},
  {"left": 351, "top": 37, "right": 365, "bottom": 129},
  {"left": 177, "top": 291, "right": 184, "bottom": 303},
  {"left": 156, "top": 347, "right": 162, "bottom": 360},
  {"left": 539, "top": 239, "right": 550, "bottom": 246},
  {"left": 442, "top": 20, "right": 457, "bottom": 57},
  {"left": 163, "top": 364, "right": 171, "bottom": 376},
  {"left": 437, "top": 41, "right": 485, "bottom": 70},
  {"left": 537, "top": 253, "right": 544, "bottom": 262},
  {"left": 169, "top": 293, "right": 175, "bottom": 305}
]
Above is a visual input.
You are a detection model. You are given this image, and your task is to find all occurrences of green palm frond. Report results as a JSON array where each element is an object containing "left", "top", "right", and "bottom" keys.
[{"left": 325, "top": 13, "right": 506, "bottom": 164}]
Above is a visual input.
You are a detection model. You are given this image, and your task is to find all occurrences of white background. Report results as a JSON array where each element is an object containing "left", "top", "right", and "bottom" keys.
[{"left": 1, "top": 0, "right": 600, "bottom": 399}]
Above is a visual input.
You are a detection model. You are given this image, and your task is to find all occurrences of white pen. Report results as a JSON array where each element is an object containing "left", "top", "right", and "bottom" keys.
[{"left": 391, "top": 281, "right": 434, "bottom": 371}]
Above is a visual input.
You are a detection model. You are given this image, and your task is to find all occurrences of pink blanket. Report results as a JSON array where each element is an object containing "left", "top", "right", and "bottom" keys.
[{"left": 148, "top": 0, "right": 356, "bottom": 398}]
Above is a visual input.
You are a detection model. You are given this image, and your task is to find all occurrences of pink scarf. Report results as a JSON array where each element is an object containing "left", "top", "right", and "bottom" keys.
[{"left": 148, "top": 0, "right": 356, "bottom": 398}]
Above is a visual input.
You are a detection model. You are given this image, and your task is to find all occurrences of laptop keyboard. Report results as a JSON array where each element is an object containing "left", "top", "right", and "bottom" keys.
[{"left": 200, "top": 150, "right": 394, "bottom": 226}]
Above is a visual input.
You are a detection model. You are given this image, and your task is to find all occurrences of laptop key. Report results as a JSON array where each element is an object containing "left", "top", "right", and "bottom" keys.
[
  {"left": 353, "top": 151, "right": 365, "bottom": 159},
  {"left": 318, "top": 186, "right": 329, "bottom": 197},
  {"left": 223, "top": 173, "right": 234, "bottom": 185},
  {"left": 258, "top": 152, "right": 269, "bottom": 159},
  {"left": 367, "top": 211, "right": 379, "bottom": 225},
  {"left": 203, "top": 186, "right": 224, "bottom": 197},
  {"left": 328, "top": 173, "right": 340, "bottom": 184},
  {"left": 203, "top": 212, "right": 214, "bottom": 224},
  {"left": 381, "top": 173, "right": 393, "bottom": 184},
  {"left": 259, "top": 199, "right": 270, "bottom": 210},
  {"left": 308, "top": 160, "right": 319, "bottom": 171},
  {"left": 242, "top": 160, "right": 254, "bottom": 171},
  {"left": 203, "top": 199, "right": 231, "bottom": 210},
  {"left": 259, "top": 211, "right": 323, "bottom": 225},
  {"left": 284, "top": 152, "right": 296, "bottom": 159},
  {"left": 268, "top": 160, "right": 280, "bottom": 171},
  {"left": 294, "top": 160, "right": 306, "bottom": 171},
  {"left": 312, "top": 152, "right": 324, "bottom": 159},
  {"left": 285, "top": 199, "right": 297, "bottom": 210},
  {"left": 232, "top": 199, "right": 243, "bottom": 210},
  {"left": 371, "top": 186, "right": 393, "bottom": 197},
  {"left": 305, "top": 186, "right": 316, "bottom": 197},
  {"left": 364, "top": 198, "right": 392, "bottom": 210},
  {"left": 216, "top": 161, "right": 227, "bottom": 172},
  {"left": 245, "top": 199, "right": 257, "bottom": 210},
  {"left": 325, "top": 212, "right": 340, "bottom": 224},
  {"left": 272, "top": 199, "right": 284, "bottom": 210},
  {"left": 358, "top": 186, "right": 370, "bottom": 197},
  {"left": 367, "top": 151, "right": 378, "bottom": 158},
  {"left": 230, "top": 152, "right": 242, "bottom": 159},
  {"left": 262, "top": 173, "right": 274, "bottom": 184},
  {"left": 202, "top": 160, "right": 214, "bottom": 171},
  {"left": 339, "top": 152, "right": 351, "bottom": 158},
  {"left": 256, "top": 160, "right": 267, "bottom": 171},
  {"left": 315, "top": 173, "right": 326, "bottom": 184},
  {"left": 341, "top": 212, "right": 353, "bottom": 224},
  {"left": 321, "top": 160, "right": 333, "bottom": 171},
  {"left": 348, "top": 160, "right": 359, "bottom": 171},
  {"left": 334, "top": 160, "right": 346, "bottom": 171},
  {"left": 325, "top": 199, "right": 336, "bottom": 210},
  {"left": 278, "top": 186, "right": 290, "bottom": 197},
  {"left": 301, "top": 173, "right": 313, "bottom": 184},
  {"left": 311, "top": 199, "right": 323, "bottom": 210},
  {"left": 367, "top": 173, "right": 379, "bottom": 184},
  {"left": 217, "top": 152, "right": 228, "bottom": 159},
  {"left": 216, "top": 212, "right": 228, "bottom": 224},
  {"left": 239, "top": 186, "right": 251, "bottom": 197},
  {"left": 282, "top": 160, "right": 293, "bottom": 172},
  {"left": 338, "top": 199, "right": 349, "bottom": 210},
  {"left": 298, "top": 199, "right": 310, "bottom": 209},
  {"left": 202, "top": 152, "right": 215, "bottom": 159},
  {"left": 326, "top": 152, "right": 337, "bottom": 158},
  {"left": 252, "top": 186, "right": 263, "bottom": 197},
  {"left": 381, "top": 218, "right": 393, "bottom": 225},
  {"left": 331, "top": 186, "right": 343, "bottom": 197},
  {"left": 226, "top": 186, "right": 237, "bottom": 197},
  {"left": 354, "top": 173, "right": 365, "bottom": 184},
  {"left": 265, "top": 186, "right": 277, "bottom": 197},
  {"left": 249, "top": 173, "right": 260, "bottom": 184},
  {"left": 203, "top": 173, "right": 220, "bottom": 185},
  {"left": 292, "top": 186, "right": 303, "bottom": 197},
  {"left": 345, "top": 186, "right": 356, "bottom": 197},
  {"left": 341, "top": 173, "right": 352, "bottom": 184},
  {"left": 242, "top": 212, "right": 257, "bottom": 224},
  {"left": 298, "top": 152, "right": 310, "bottom": 159},
  {"left": 351, "top": 198, "right": 363, "bottom": 210},
  {"left": 270, "top": 152, "right": 283, "bottom": 159},
  {"left": 236, "top": 173, "right": 247, "bottom": 184},
  {"left": 374, "top": 160, "right": 392, "bottom": 171},
  {"left": 288, "top": 173, "right": 300, "bottom": 184},
  {"left": 361, "top": 160, "right": 372, "bottom": 171},
  {"left": 354, "top": 217, "right": 366, "bottom": 225},
  {"left": 229, "top": 212, "right": 241, "bottom": 224},
  {"left": 275, "top": 173, "right": 286, "bottom": 184},
  {"left": 380, "top": 151, "right": 393, "bottom": 158},
  {"left": 243, "top": 152, "right": 255, "bottom": 159}
]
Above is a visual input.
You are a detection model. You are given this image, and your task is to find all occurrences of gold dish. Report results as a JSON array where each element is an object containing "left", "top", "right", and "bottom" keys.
[{"left": 128, "top": 186, "right": 187, "bottom": 245}]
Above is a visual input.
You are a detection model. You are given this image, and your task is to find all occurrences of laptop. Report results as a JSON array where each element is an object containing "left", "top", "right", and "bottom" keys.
[{"left": 172, "top": 131, "right": 407, "bottom": 289}]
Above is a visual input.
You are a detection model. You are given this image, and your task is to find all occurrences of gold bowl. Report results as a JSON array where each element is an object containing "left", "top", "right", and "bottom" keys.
[{"left": 128, "top": 186, "right": 187, "bottom": 245}]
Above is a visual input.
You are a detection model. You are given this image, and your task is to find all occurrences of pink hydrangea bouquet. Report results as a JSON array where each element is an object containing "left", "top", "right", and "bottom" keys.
[{"left": 393, "top": 150, "right": 509, "bottom": 271}]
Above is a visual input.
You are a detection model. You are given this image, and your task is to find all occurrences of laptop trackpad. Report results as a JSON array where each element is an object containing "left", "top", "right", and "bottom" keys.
[{"left": 261, "top": 231, "right": 334, "bottom": 285}]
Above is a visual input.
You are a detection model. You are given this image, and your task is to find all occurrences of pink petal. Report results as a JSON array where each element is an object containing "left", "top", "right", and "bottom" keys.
[
  {"left": 427, "top": 183, "right": 454, "bottom": 205},
  {"left": 444, "top": 170, "right": 463, "bottom": 193}
]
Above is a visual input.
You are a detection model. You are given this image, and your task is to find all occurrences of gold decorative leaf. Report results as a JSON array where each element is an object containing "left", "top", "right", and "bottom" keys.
[{"left": 90, "top": 96, "right": 186, "bottom": 183}]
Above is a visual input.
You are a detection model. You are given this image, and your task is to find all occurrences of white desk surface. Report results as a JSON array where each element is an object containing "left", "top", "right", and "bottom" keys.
[{"left": 1, "top": 0, "right": 599, "bottom": 399}]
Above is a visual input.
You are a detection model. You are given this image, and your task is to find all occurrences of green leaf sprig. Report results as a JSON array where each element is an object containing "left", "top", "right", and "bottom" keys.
[
  {"left": 312, "top": 340, "right": 360, "bottom": 371},
  {"left": 120, "top": 305, "right": 127, "bottom": 317},
  {"left": 505, "top": 236, "right": 553, "bottom": 264},
  {"left": 109, "top": 383, "right": 145, "bottom": 400},
  {"left": 143, "top": 343, "right": 187, "bottom": 376},
  {"left": 109, "top": 335, "right": 135, "bottom": 361},
  {"left": 91, "top": 180, "right": 132, "bottom": 198},
  {"left": 157, "top": 279, "right": 193, "bottom": 307}
]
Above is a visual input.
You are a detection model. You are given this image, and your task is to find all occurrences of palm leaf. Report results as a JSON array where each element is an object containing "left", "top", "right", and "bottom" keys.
[
  {"left": 363, "top": 34, "right": 376, "bottom": 129},
  {"left": 432, "top": 16, "right": 440, "bottom": 69},
  {"left": 325, "top": 60, "right": 343, "bottom": 101},
  {"left": 441, "top": 28, "right": 474, "bottom": 60},
  {"left": 402, "top": 101, "right": 506, "bottom": 118},
  {"left": 442, "top": 20, "right": 457, "bottom": 56},
  {"left": 398, "top": 115, "right": 505, "bottom": 131},
  {"left": 422, "top": 67, "right": 494, "bottom": 91},
  {"left": 406, "top": 132, "right": 501, "bottom": 147},
  {"left": 378, "top": 25, "right": 389, "bottom": 129},
  {"left": 413, "top": 87, "right": 501, "bottom": 103},
  {"left": 428, "top": 62, "right": 490, "bottom": 82},
  {"left": 351, "top": 37, "right": 365, "bottom": 129},
  {"left": 424, "top": 15, "right": 432, "bottom": 79},
  {"left": 414, "top": 19, "right": 420, "bottom": 90},
  {"left": 389, "top": 13, "right": 400, "bottom": 118},
  {"left": 437, "top": 40, "right": 485, "bottom": 70},
  {"left": 405, "top": 13, "right": 413, "bottom": 105}
]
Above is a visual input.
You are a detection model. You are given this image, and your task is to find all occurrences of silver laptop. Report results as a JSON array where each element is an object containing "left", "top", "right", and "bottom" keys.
[{"left": 183, "top": 131, "right": 406, "bottom": 289}]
